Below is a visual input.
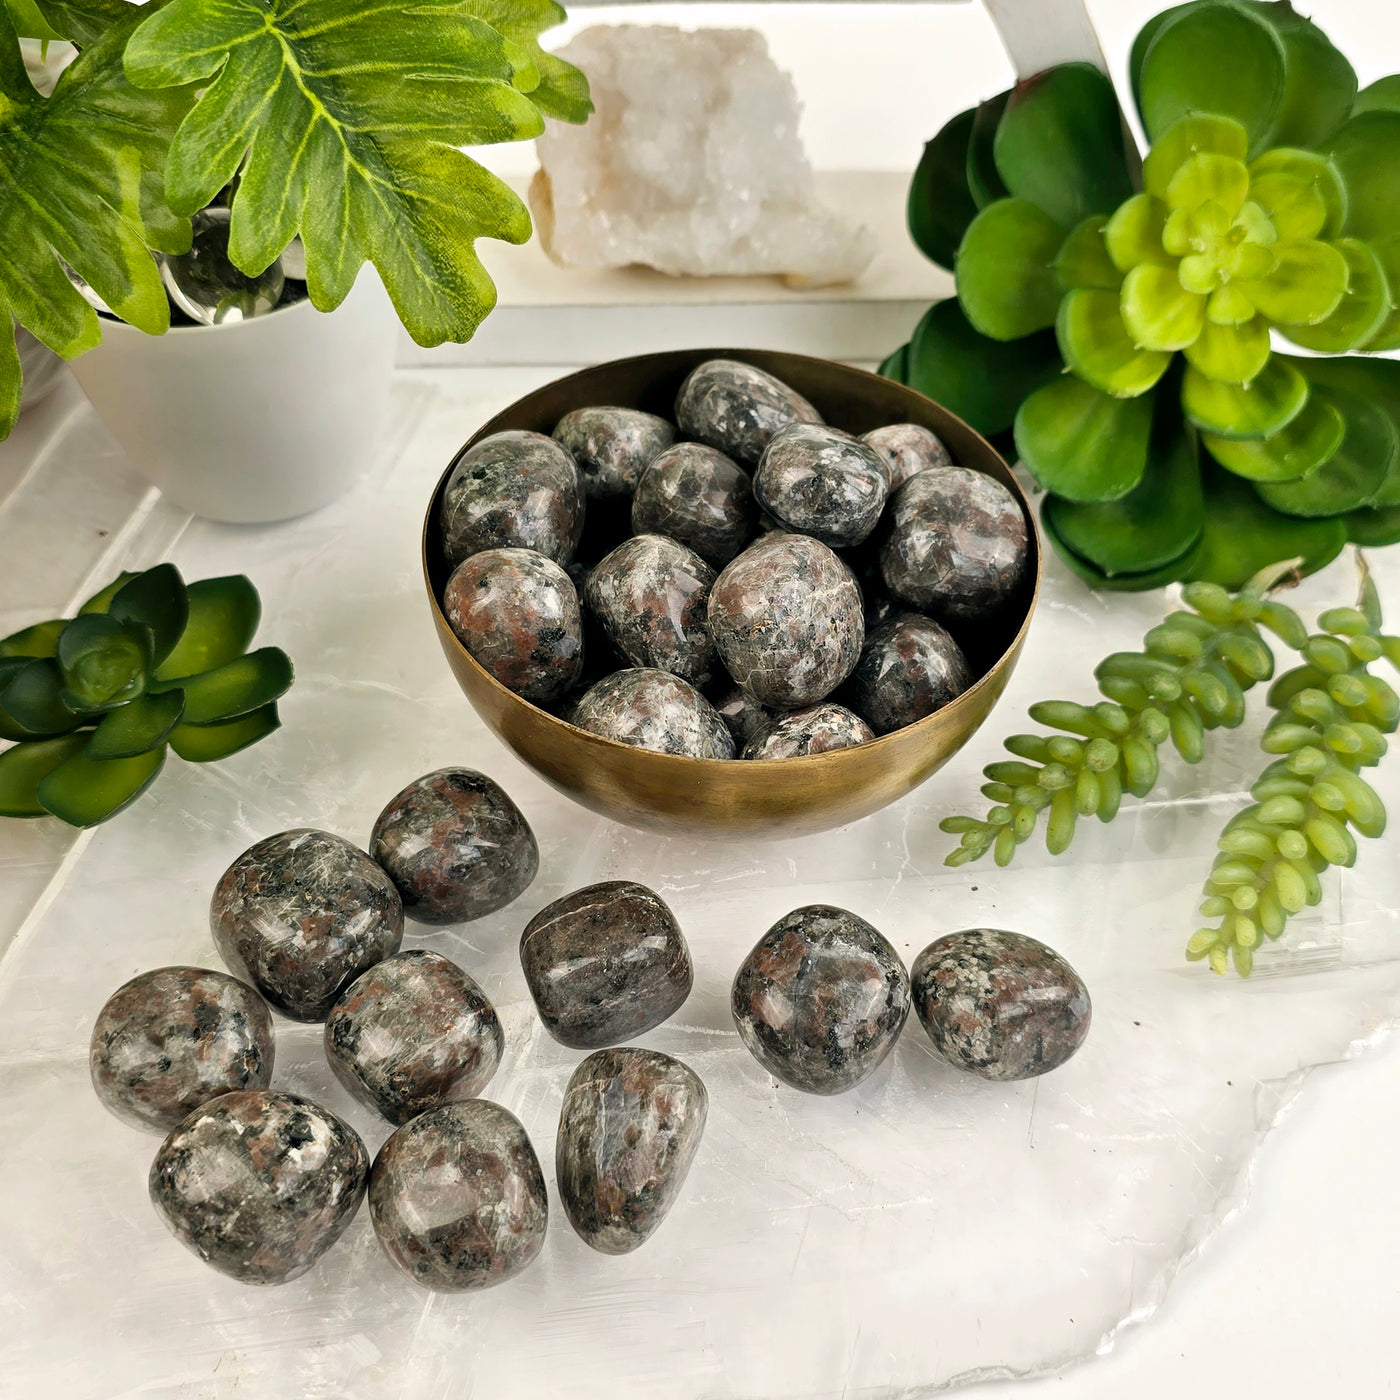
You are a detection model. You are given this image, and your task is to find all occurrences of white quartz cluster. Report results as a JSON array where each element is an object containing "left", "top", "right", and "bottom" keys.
[{"left": 529, "top": 26, "right": 876, "bottom": 288}]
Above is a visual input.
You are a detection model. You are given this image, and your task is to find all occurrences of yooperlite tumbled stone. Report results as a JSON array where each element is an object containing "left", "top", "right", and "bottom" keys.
[
  {"left": 439, "top": 430, "right": 584, "bottom": 568},
  {"left": 675, "top": 358, "right": 823, "bottom": 467},
  {"left": 712, "top": 684, "right": 772, "bottom": 748},
  {"left": 325, "top": 950, "right": 503, "bottom": 1125},
  {"left": 851, "top": 612, "right": 974, "bottom": 735},
  {"left": 708, "top": 534, "right": 864, "bottom": 709},
  {"left": 881, "top": 467, "right": 1029, "bottom": 623},
  {"left": 520, "top": 881, "right": 692, "bottom": 1049},
  {"left": 553, "top": 406, "right": 674, "bottom": 499},
  {"left": 753, "top": 422, "right": 888, "bottom": 548},
  {"left": 370, "top": 768, "right": 538, "bottom": 925},
  {"left": 584, "top": 534, "right": 716, "bottom": 685},
  {"left": 556, "top": 1047, "right": 707, "bottom": 1255},
  {"left": 570, "top": 668, "right": 735, "bottom": 758},
  {"left": 743, "top": 703, "right": 874, "bottom": 760},
  {"left": 861, "top": 423, "right": 953, "bottom": 491},
  {"left": 910, "top": 929, "right": 1091, "bottom": 1081},
  {"left": 90, "top": 967, "right": 274, "bottom": 1133},
  {"left": 369, "top": 1100, "right": 548, "bottom": 1291},
  {"left": 731, "top": 905, "right": 910, "bottom": 1095},
  {"left": 211, "top": 829, "right": 404, "bottom": 1023},
  {"left": 443, "top": 547, "right": 584, "bottom": 705},
  {"left": 631, "top": 442, "right": 756, "bottom": 568},
  {"left": 149, "top": 1090, "right": 368, "bottom": 1285}
]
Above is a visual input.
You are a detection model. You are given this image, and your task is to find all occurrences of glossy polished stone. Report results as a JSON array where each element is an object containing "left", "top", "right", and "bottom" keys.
[
  {"left": 881, "top": 467, "right": 1029, "bottom": 624},
  {"left": 708, "top": 534, "right": 864, "bottom": 709},
  {"left": 743, "top": 702, "right": 874, "bottom": 759},
  {"left": 584, "top": 534, "right": 716, "bottom": 685},
  {"left": 674, "top": 359, "right": 822, "bottom": 467},
  {"left": 631, "top": 441, "right": 757, "bottom": 568},
  {"left": 569, "top": 668, "right": 735, "bottom": 758},
  {"left": 149, "top": 1090, "right": 368, "bottom": 1285},
  {"left": 753, "top": 423, "right": 888, "bottom": 548},
  {"left": 910, "top": 929, "right": 1091, "bottom": 1081},
  {"left": 370, "top": 768, "right": 538, "bottom": 925},
  {"left": 520, "top": 881, "right": 692, "bottom": 1048},
  {"left": 369, "top": 1100, "right": 548, "bottom": 1291},
  {"left": 443, "top": 547, "right": 584, "bottom": 705},
  {"left": 439, "top": 430, "right": 584, "bottom": 568},
  {"left": 712, "top": 683, "right": 772, "bottom": 748},
  {"left": 553, "top": 406, "right": 674, "bottom": 499},
  {"left": 324, "top": 951, "right": 504, "bottom": 1125},
  {"left": 851, "top": 612, "right": 974, "bottom": 735},
  {"left": 861, "top": 423, "right": 953, "bottom": 491},
  {"left": 90, "top": 966, "right": 274, "bottom": 1134},
  {"left": 556, "top": 1047, "right": 708, "bottom": 1255},
  {"left": 210, "top": 829, "right": 404, "bottom": 1023},
  {"left": 731, "top": 905, "right": 910, "bottom": 1095}
]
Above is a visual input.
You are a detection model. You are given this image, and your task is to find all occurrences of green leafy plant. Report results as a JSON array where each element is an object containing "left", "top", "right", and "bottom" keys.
[
  {"left": 0, "top": 0, "right": 591, "bottom": 437},
  {"left": 888, "top": 0, "right": 1400, "bottom": 590},
  {"left": 0, "top": 564, "right": 291, "bottom": 825}
]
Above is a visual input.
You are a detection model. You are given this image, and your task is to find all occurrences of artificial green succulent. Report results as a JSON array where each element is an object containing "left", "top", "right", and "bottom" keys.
[
  {"left": 888, "top": 0, "right": 1400, "bottom": 591},
  {"left": 0, "top": 564, "right": 292, "bottom": 826}
]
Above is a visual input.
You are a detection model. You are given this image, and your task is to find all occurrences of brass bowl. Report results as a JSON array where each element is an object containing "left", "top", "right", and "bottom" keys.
[{"left": 423, "top": 348, "right": 1040, "bottom": 838}]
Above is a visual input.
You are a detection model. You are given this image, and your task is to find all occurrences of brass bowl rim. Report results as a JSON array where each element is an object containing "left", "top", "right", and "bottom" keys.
[{"left": 421, "top": 348, "right": 1042, "bottom": 772}]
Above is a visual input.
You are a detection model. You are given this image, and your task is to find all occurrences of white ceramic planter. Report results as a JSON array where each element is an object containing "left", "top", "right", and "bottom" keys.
[{"left": 68, "top": 267, "right": 399, "bottom": 523}]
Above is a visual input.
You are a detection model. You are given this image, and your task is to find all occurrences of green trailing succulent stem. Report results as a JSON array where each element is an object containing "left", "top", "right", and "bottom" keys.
[
  {"left": 940, "top": 569, "right": 1308, "bottom": 868},
  {"left": 1190, "top": 564, "right": 1400, "bottom": 976},
  {"left": 892, "top": 0, "right": 1400, "bottom": 589},
  {"left": 0, "top": 564, "right": 292, "bottom": 826}
]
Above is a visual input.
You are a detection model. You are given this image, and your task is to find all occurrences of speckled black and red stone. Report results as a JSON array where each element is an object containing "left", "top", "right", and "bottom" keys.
[
  {"left": 90, "top": 966, "right": 275, "bottom": 1133},
  {"left": 910, "top": 929, "right": 1091, "bottom": 1081},
  {"left": 881, "top": 467, "right": 1029, "bottom": 624},
  {"left": 556, "top": 1047, "right": 708, "bottom": 1255},
  {"left": 851, "top": 612, "right": 973, "bottom": 735},
  {"left": 570, "top": 668, "right": 735, "bottom": 758},
  {"left": 712, "top": 683, "right": 772, "bottom": 748},
  {"left": 210, "top": 828, "right": 404, "bottom": 1023},
  {"left": 369, "top": 1100, "right": 548, "bottom": 1291},
  {"left": 584, "top": 534, "right": 717, "bottom": 685},
  {"left": 149, "top": 1090, "right": 368, "bottom": 1285},
  {"left": 631, "top": 442, "right": 757, "bottom": 568},
  {"left": 861, "top": 422, "right": 953, "bottom": 492},
  {"left": 444, "top": 546, "right": 584, "bottom": 705},
  {"left": 743, "top": 703, "right": 874, "bottom": 759},
  {"left": 553, "top": 406, "right": 674, "bottom": 500},
  {"left": 324, "top": 950, "right": 504, "bottom": 1125},
  {"left": 370, "top": 767, "right": 538, "bottom": 925},
  {"left": 708, "top": 534, "right": 864, "bottom": 710},
  {"left": 520, "top": 881, "right": 692, "bottom": 1049},
  {"left": 439, "top": 429, "right": 584, "bottom": 567},
  {"left": 753, "top": 423, "right": 888, "bottom": 548},
  {"left": 674, "top": 358, "right": 823, "bottom": 467},
  {"left": 731, "top": 905, "right": 910, "bottom": 1095}
]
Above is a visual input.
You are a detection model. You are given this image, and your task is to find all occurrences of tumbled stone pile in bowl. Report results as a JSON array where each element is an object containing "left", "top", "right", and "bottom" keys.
[{"left": 438, "top": 359, "right": 1031, "bottom": 760}]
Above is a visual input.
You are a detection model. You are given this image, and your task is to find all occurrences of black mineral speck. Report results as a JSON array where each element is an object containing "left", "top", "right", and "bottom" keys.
[
  {"left": 520, "top": 881, "right": 692, "bottom": 1048},
  {"left": 553, "top": 406, "right": 674, "bottom": 499},
  {"left": 439, "top": 429, "right": 584, "bottom": 567},
  {"left": 324, "top": 950, "right": 503, "bottom": 1125},
  {"left": 731, "top": 905, "right": 910, "bottom": 1095},
  {"left": 569, "top": 668, "right": 735, "bottom": 758},
  {"left": 370, "top": 767, "right": 538, "bottom": 924},
  {"left": 556, "top": 1047, "right": 707, "bottom": 1255},
  {"left": 674, "top": 358, "right": 823, "bottom": 467},
  {"left": 631, "top": 442, "right": 757, "bottom": 568},
  {"left": 910, "top": 928, "right": 1091, "bottom": 1080},
  {"left": 584, "top": 534, "right": 716, "bottom": 685},
  {"left": 881, "top": 467, "right": 1029, "bottom": 623},
  {"left": 90, "top": 967, "right": 274, "bottom": 1133},
  {"left": 443, "top": 546, "right": 584, "bottom": 705},
  {"left": 862, "top": 423, "right": 954, "bottom": 491},
  {"left": 149, "top": 1090, "right": 368, "bottom": 1285},
  {"left": 743, "top": 703, "right": 874, "bottom": 759},
  {"left": 210, "top": 829, "right": 404, "bottom": 1023},
  {"left": 851, "top": 612, "right": 973, "bottom": 734},
  {"left": 753, "top": 423, "right": 888, "bottom": 548},
  {"left": 369, "top": 1100, "right": 548, "bottom": 1291}
]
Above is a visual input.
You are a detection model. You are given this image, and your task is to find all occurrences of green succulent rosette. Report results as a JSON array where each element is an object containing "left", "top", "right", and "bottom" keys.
[{"left": 889, "top": 0, "right": 1400, "bottom": 590}]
